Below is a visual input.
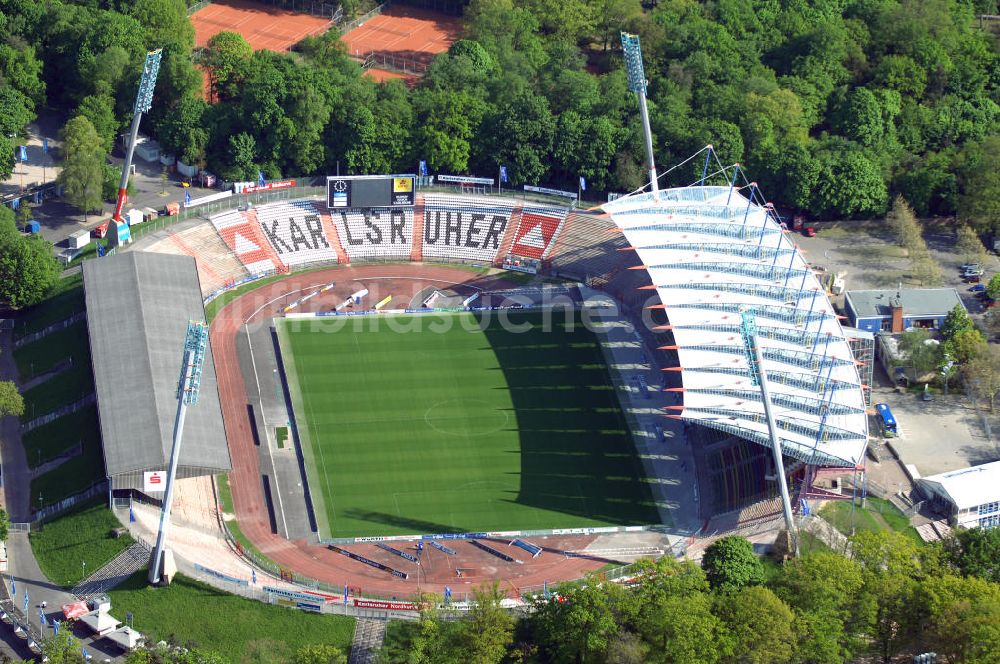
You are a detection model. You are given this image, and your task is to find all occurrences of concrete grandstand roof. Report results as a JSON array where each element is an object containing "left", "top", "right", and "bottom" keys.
[
  {"left": 602, "top": 185, "right": 868, "bottom": 467},
  {"left": 83, "top": 252, "right": 231, "bottom": 482}
]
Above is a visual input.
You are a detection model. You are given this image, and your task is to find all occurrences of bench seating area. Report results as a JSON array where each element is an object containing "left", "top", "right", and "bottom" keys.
[
  {"left": 209, "top": 209, "right": 281, "bottom": 275},
  {"left": 509, "top": 204, "right": 570, "bottom": 260},
  {"left": 333, "top": 207, "right": 414, "bottom": 261},
  {"left": 421, "top": 194, "right": 517, "bottom": 263},
  {"left": 254, "top": 200, "right": 340, "bottom": 267},
  {"left": 547, "top": 211, "right": 627, "bottom": 285},
  {"left": 146, "top": 222, "right": 249, "bottom": 294}
]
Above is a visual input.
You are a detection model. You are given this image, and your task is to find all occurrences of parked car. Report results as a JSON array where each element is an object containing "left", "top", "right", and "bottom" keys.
[
  {"left": 970, "top": 283, "right": 987, "bottom": 292},
  {"left": 961, "top": 262, "right": 982, "bottom": 272},
  {"left": 965, "top": 274, "right": 982, "bottom": 283},
  {"left": 962, "top": 267, "right": 985, "bottom": 276},
  {"left": 802, "top": 226, "right": 817, "bottom": 237}
]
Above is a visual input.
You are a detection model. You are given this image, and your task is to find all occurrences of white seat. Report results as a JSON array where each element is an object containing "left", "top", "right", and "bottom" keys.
[
  {"left": 421, "top": 194, "right": 516, "bottom": 263},
  {"left": 254, "top": 200, "right": 339, "bottom": 266},
  {"left": 333, "top": 207, "right": 413, "bottom": 261}
]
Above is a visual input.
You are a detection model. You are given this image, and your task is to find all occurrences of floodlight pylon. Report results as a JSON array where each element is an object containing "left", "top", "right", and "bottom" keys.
[
  {"left": 149, "top": 321, "right": 209, "bottom": 584},
  {"left": 113, "top": 49, "right": 162, "bottom": 224},
  {"left": 621, "top": 32, "right": 658, "bottom": 195}
]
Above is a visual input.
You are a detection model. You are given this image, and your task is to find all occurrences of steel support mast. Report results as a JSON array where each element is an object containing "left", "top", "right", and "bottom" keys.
[
  {"left": 621, "top": 33, "right": 658, "bottom": 194},
  {"left": 113, "top": 49, "right": 162, "bottom": 223},
  {"left": 149, "top": 321, "right": 209, "bottom": 584},
  {"left": 740, "top": 310, "right": 800, "bottom": 556}
]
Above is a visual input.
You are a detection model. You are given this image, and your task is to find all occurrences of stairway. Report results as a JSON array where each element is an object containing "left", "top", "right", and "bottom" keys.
[
  {"left": 348, "top": 618, "right": 386, "bottom": 664},
  {"left": 410, "top": 199, "right": 424, "bottom": 261},
  {"left": 72, "top": 541, "right": 150, "bottom": 598}
]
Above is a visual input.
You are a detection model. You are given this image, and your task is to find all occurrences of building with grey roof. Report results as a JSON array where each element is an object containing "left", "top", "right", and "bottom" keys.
[
  {"left": 83, "top": 252, "right": 231, "bottom": 493},
  {"left": 844, "top": 288, "right": 965, "bottom": 334}
]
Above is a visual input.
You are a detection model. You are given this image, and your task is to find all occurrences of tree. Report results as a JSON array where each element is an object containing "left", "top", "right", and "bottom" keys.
[
  {"left": 456, "top": 583, "right": 514, "bottom": 664},
  {"left": 914, "top": 574, "right": 1000, "bottom": 664},
  {"left": 0, "top": 382, "right": 25, "bottom": 419},
  {"left": 701, "top": 535, "right": 764, "bottom": 592},
  {"left": 604, "top": 630, "right": 648, "bottom": 664},
  {"left": 42, "top": 630, "right": 86, "bottom": 664},
  {"left": 941, "top": 303, "right": 976, "bottom": 341},
  {"left": 0, "top": 86, "right": 36, "bottom": 180},
  {"left": 203, "top": 31, "right": 254, "bottom": 101},
  {"left": 0, "top": 207, "right": 60, "bottom": 308},
  {"left": 76, "top": 90, "right": 119, "bottom": 153},
  {"left": 529, "top": 578, "right": 623, "bottom": 663},
  {"left": 292, "top": 645, "right": 346, "bottom": 664},
  {"left": 886, "top": 195, "right": 922, "bottom": 254},
  {"left": 958, "top": 135, "right": 1000, "bottom": 233},
  {"left": 58, "top": 116, "right": 105, "bottom": 218},
  {"left": 898, "top": 329, "right": 942, "bottom": 378},
  {"left": 0, "top": 509, "right": 8, "bottom": 542},
  {"left": 714, "top": 586, "right": 797, "bottom": 664},
  {"left": 963, "top": 341, "right": 1000, "bottom": 412},
  {"left": 956, "top": 224, "right": 987, "bottom": 265},
  {"left": 986, "top": 274, "right": 1000, "bottom": 302},
  {"left": 945, "top": 527, "right": 1000, "bottom": 583}
]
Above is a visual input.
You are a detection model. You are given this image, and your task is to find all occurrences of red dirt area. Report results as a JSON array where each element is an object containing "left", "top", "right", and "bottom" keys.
[
  {"left": 342, "top": 5, "right": 462, "bottom": 82},
  {"left": 211, "top": 265, "right": 615, "bottom": 598},
  {"left": 191, "top": 0, "right": 332, "bottom": 51}
]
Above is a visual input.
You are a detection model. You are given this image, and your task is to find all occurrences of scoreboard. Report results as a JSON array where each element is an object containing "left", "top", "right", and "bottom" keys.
[{"left": 327, "top": 175, "right": 415, "bottom": 209}]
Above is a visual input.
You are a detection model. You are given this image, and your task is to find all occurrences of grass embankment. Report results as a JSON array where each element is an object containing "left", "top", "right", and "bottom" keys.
[
  {"left": 278, "top": 310, "right": 659, "bottom": 539},
  {"left": 22, "top": 405, "right": 100, "bottom": 469},
  {"left": 30, "top": 499, "right": 133, "bottom": 588},
  {"left": 13, "top": 275, "right": 84, "bottom": 340},
  {"left": 109, "top": 572, "right": 354, "bottom": 660},
  {"left": 819, "top": 497, "right": 922, "bottom": 545}
]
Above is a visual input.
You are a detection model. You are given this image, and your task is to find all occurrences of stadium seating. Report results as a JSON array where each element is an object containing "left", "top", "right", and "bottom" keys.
[
  {"left": 547, "top": 211, "right": 628, "bottom": 285},
  {"left": 421, "top": 194, "right": 516, "bottom": 263},
  {"left": 254, "top": 200, "right": 340, "bottom": 267},
  {"left": 209, "top": 209, "right": 280, "bottom": 275},
  {"left": 147, "top": 222, "right": 249, "bottom": 294},
  {"left": 332, "top": 207, "right": 414, "bottom": 262},
  {"left": 509, "top": 204, "right": 570, "bottom": 260}
]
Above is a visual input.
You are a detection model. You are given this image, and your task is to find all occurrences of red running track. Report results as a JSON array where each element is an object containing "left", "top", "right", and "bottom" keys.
[{"left": 211, "top": 264, "right": 610, "bottom": 599}]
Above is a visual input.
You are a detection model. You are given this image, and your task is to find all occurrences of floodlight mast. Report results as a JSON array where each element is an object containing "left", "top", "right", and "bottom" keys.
[
  {"left": 740, "top": 310, "right": 800, "bottom": 557},
  {"left": 620, "top": 33, "right": 658, "bottom": 195},
  {"left": 149, "top": 321, "right": 209, "bottom": 584},
  {"left": 113, "top": 49, "right": 162, "bottom": 224}
]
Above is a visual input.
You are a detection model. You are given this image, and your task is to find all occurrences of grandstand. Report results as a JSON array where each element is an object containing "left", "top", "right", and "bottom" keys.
[
  {"left": 333, "top": 207, "right": 414, "bottom": 261},
  {"left": 254, "top": 200, "right": 340, "bottom": 266},
  {"left": 421, "top": 194, "right": 516, "bottom": 263},
  {"left": 210, "top": 208, "right": 282, "bottom": 275},
  {"left": 602, "top": 185, "right": 869, "bottom": 469},
  {"left": 146, "top": 223, "right": 249, "bottom": 294},
  {"left": 508, "top": 204, "right": 569, "bottom": 260}
]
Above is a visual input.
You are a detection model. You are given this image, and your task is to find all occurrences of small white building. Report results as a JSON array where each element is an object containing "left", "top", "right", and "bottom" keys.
[{"left": 919, "top": 460, "right": 1000, "bottom": 529}]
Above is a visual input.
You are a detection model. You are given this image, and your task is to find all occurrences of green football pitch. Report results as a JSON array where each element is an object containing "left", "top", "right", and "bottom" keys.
[{"left": 275, "top": 310, "right": 659, "bottom": 539}]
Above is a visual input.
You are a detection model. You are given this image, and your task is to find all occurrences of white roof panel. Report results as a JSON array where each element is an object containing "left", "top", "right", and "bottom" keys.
[{"left": 603, "top": 186, "right": 868, "bottom": 466}]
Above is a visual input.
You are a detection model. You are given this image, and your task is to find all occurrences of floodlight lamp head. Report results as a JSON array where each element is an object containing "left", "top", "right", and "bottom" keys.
[
  {"left": 133, "top": 49, "right": 163, "bottom": 115},
  {"left": 177, "top": 321, "right": 209, "bottom": 405},
  {"left": 620, "top": 32, "right": 647, "bottom": 95}
]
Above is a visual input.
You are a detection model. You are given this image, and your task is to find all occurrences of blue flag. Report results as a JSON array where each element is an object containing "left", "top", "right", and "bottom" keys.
[
  {"left": 499, "top": 166, "right": 508, "bottom": 183},
  {"left": 184, "top": 190, "right": 192, "bottom": 206},
  {"left": 444, "top": 585, "right": 452, "bottom": 605},
  {"left": 579, "top": 176, "right": 586, "bottom": 191},
  {"left": 83, "top": 647, "right": 90, "bottom": 660},
  {"left": 42, "top": 138, "right": 49, "bottom": 154},
  {"left": 39, "top": 609, "right": 47, "bottom": 626},
  {"left": 11, "top": 579, "right": 14, "bottom": 596},
  {"left": 23, "top": 590, "right": 28, "bottom": 611},
  {"left": 129, "top": 505, "right": 135, "bottom": 522},
  {"left": 10, "top": 198, "right": 18, "bottom": 210},
  {"left": 258, "top": 171, "right": 266, "bottom": 187},
  {"left": 53, "top": 620, "right": 60, "bottom": 636},
  {"left": 126, "top": 611, "right": 133, "bottom": 625},
  {"left": 543, "top": 580, "right": 550, "bottom": 599},
  {"left": 251, "top": 569, "right": 256, "bottom": 585},
  {"left": 97, "top": 243, "right": 105, "bottom": 258},
  {"left": 418, "top": 160, "right": 428, "bottom": 177},
  {"left": 20, "top": 145, "right": 28, "bottom": 162},
  {"left": 343, "top": 582, "right": 348, "bottom": 605}
]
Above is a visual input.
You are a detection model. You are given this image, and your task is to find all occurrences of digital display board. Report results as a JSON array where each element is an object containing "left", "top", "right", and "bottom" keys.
[{"left": 327, "top": 175, "right": 415, "bottom": 209}]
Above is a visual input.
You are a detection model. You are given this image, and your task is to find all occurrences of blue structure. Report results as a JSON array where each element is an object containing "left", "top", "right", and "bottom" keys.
[{"left": 844, "top": 288, "right": 965, "bottom": 334}]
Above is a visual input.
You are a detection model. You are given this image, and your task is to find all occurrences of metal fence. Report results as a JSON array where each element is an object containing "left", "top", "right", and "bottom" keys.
[
  {"left": 360, "top": 51, "right": 428, "bottom": 75},
  {"left": 186, "top": 0, "right": 212, "bottom": 16},
  {"left": 338, "top": 1, "right": 391, "bottom": 33}
]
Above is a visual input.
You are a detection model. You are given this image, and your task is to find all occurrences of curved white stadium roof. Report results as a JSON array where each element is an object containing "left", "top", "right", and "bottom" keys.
[{"left": 602, "top": 186, "right": 868, "bottom": 467}]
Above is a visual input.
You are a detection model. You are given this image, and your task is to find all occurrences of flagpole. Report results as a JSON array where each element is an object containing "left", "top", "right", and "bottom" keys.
[{"left": 498, "top": 166, "right": 501, "bottom": 196}]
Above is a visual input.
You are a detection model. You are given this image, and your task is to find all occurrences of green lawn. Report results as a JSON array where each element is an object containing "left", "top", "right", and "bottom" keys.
[
  {"left": 30, "top": 440, "right": 105, "bottom": 508},
  {"left": 21, "top": 405, "right": 100, "bottom": 468},
  {"left": 13, "top": 321, "right": 89, "bottom": 378},
  {"left": 20, "top": 356, "right": 94, "bottom": 417},
  {"left": 30, "top": 499, "right": 133, "bottom": 588},
  {"left": 13, "top": 276, "right": 84, "bottom": 340},
  {"left": 109, "top": 572, "right": 354, "bottom": 660},
  {"left": 276, "top": 310, "right": 659, "bottom": 539},
  {"left": 819, "top": 497, "right": 922, "bottom": 545}
]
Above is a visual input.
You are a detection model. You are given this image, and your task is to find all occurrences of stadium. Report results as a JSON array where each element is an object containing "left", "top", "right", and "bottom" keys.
[{"left": 76, "top": 146, "right": 872, "bottom": 601}]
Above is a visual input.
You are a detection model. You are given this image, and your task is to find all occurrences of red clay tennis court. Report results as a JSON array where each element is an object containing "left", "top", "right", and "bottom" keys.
[
  {"left": 191, "top": 0, "right": 333, "bottom": 51},
  {"left": 342, "top": 4, "right": 462, "bottom": 69}
]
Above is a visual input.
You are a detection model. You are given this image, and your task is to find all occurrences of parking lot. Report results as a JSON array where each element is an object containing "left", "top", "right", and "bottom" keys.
[{"left": 794, "top": 220, "right": 1000, "bottom": 480}]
